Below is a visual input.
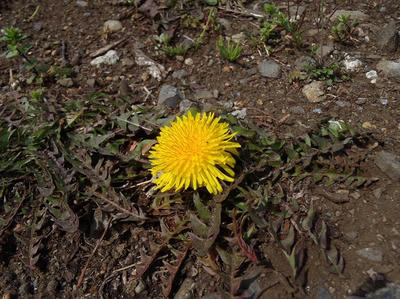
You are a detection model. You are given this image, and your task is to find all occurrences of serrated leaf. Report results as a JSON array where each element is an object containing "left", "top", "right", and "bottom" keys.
[
  {"left": 193, "top": 193, "right": 211, "bottom": 221},
  {"left": 190, "top": 213, "right": 208, "bottom": 238}
]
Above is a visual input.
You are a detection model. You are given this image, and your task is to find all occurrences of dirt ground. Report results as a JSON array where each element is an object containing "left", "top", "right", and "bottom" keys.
[{"left": 1, "top": 0, "right": 400, "bottom": 298}]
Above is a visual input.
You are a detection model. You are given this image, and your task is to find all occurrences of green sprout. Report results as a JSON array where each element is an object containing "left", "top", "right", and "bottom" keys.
[
  {"left": 331, "top": 14, "right": 356, "bottom": 42},
  {"left": 0, "top": 26, "right": 31, "bottom": 58},
  {"left": 153, "top": 33, "right": 189, "bottom": 57},
  {"left": 216, "top": 36, "right": 243, "bottom": 62}
]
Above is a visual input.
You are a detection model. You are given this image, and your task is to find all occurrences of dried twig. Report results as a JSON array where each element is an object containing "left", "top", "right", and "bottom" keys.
[{"left": 90, "top": 38, "right": 127, "bottom": 58}]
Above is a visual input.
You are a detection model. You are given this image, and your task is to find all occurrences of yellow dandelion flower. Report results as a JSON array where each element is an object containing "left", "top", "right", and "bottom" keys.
[{"left": 149, "top": 111, "right": 241, "bottom": 194}]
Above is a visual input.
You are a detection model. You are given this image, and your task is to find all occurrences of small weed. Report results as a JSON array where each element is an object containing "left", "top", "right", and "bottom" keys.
[
  {"left": 153, "top": 33, "right": 189, "bottom": 57},
  {"left": 306, "top": 62, "right": 349, "bottom": 85},
  {"left": 0, "top": 26, "right": 31, "bottom": 58},
  {"left": 331, "top": 14, "right": 356, "bottom": 43},
  {"left": 259, "top": 3, "right": 304, "bottom": 48},
  {"left": 216, "top": 36, "right": 243, "bottom": 62}
]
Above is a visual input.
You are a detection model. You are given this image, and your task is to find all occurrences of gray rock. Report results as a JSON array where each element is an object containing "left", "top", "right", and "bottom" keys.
[
  {"left": 376, "top": 21, "right": 399, "bottom": 52},
  {"left": 158, "top": 84, "right": 183, "bottom": 108},
  {"left": 33, "top": 23, "right": 42, "bottom": 31},
  {"left": 330, "top": 10, "right": 369, "bottom": 22},
  {"left": 76, "top": 0, "right": 88, "bottom": 7},
  {"left": 294, "top": 56, "right": 316, "bottom": 71},
  {"left": 57, "top": 78, "right": 74, "bottom": 87},
  {"left": 231, "top": 32, "right": 245, "bottom": 44},
  {"left": 90, "top": 50, "right": 119, "bottom": 66},
  {"left": 289, "top": 5, "right": 306, "bottom": 21},
  {"left": 257, "top": 60, "right": 281, "bottom": 78},
  {"left": 104, "top": 20, "right": 123, "bottom": 32},
  {"left": 70, "top": 53, "right": 81, "bottom": 66},
  {"left": 336, "top": 100, "right": 351, "bottom": 107},
  {"left": 356, "top": 98, "right": 367, "bottom": 105},
  {"left": 317, "top": 287, "right": 333, "bottom": 299},
  {"left": 316, "top": 44, "right": 334, "bottom": 59},
  {"left": 216, "top": 18, "right": 232, "bottom": 32},
  {"left": 356, "top": 248, "right": 383, "bottom": 262},
  {"left": 289, "top": 106, "right": 305, "bottom": 114},
  {"left": 201, "top": 293, "right": 223, "bottom": 299},
  {"left": 173, "top": 278, "right": 194, "bottom": 299},
  {"left": 194, "top": 89, "right": 213, "bottom": 100},
  {"left": 302, "top": 81, "right": 326, "bottom": 103},
  {"left": 87, "top": 78, "right": 96, "bottom": 88},
  {"left": 348, "top": 283, "right": 400, "bottom": 299},
  {"left": 375, "top": 151, "right": 400, "bottom": 181},
  {"left": 220, "top": 100, "right": 234, "bottom": 109},
  {"left": 118, "top": 79, "right": 132, "bottom": 97},
  {"left": 121, "top": 58, "right": 134, "bottom": 67},
  {"left": 172, "top": 69, "right": 188, "bottom": 80},
  {"left": 246, "top": 67, "right": 258, "bottom": 76},
  {"left": 179, "top": 100, "right": 196, "bottom": 113},
  {"left": 376, "top": 60, "right": 400, "bottom": 80},
  {"left": 345, "top": 231, "right": 359, "bottom": 240}
]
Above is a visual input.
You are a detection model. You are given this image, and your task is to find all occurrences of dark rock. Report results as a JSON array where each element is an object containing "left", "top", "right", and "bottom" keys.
[
  {"left": 57, "top": 78, "right": 74, "bottom": 87},
  {"left": 294, "top": 56, "right": 316, "bottom": 71},
  {"left": 179, "top": 99, "right": 197, "bottom": 113},
  {"left": 118, "top": 79, "right": 132, "bottom": 97},
  {"left": 70, "top": 53, "right": 81, "bottom": 66},
  {"left": 376, "top": 21, "right": 399, "bottom": 52},
  {"left": 172, "top": 69, "right": 188, "bottom": 80},
  {"left": 348, "top": 283, "right": 400, "bottom": 299},
  {"left": 193, "top": 89, "right": 213, "bottom": 100},
  {"left": 375, "top": 151, "right": 400, "bottom": 181},
  {"left": 158, "top": 84, "right": 183, "bottom": 108},
  {"left": 317, "top": 287, "right": 333, "bottom": 299}
]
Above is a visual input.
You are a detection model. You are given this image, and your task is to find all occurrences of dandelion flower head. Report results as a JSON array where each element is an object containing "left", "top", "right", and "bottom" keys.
[{"left": 149, "top": 111, "right": 241, "bottom": 194}]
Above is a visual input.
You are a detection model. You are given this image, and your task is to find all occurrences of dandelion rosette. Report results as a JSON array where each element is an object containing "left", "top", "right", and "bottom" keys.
[{"left": 149, "top": 111, "right": 241, "bottom": 194}]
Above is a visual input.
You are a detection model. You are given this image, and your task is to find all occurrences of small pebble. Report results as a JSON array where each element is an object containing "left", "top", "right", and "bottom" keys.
[
  {"left": 313, "top": 108, "right": 323, "bottom": 114},
  {"left": 184, "top": 58, "right": 193, "bottom": 66},
  {"left": 379, "top": 98, "right": 388, "bottom": 105},
  {"left": 135, "top": 280, "right": 146, "bottom": 294}
]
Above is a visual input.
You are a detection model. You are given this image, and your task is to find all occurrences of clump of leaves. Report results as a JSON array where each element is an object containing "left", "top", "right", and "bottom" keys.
[
  {"left": 331, "top": 13, "right": 357, "bottom": 43},
  {"left": 306, "top": 61, "right": 349, "bottom": 85},
  {"left": 153, "top": 33, "right": 189, "bottom": 57},
  {"left": 260, "top": 3, "right": 304, "bottom": 48},
  {"left": 0, "top": 26, "right": 31, "bottom": 58},
  {"left": 216, "top": 36, "right": 243, "bottom": 62}
]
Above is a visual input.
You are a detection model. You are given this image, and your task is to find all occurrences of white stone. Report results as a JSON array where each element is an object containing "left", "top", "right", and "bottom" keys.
[
  {"left": 90, "top": 50, "right": 119, "bottom": 66},
  {"left": 231, "top": 108, "right": 247, "bottom": 120},
  {"left": 366, "top": 70, "right": 378, "bottom": 84},
  {"left": 344, "top": 55, "right": 362, "bottom": 71},
  {"left": 103, "top": 20, "right": 123, "bottom": 32}
]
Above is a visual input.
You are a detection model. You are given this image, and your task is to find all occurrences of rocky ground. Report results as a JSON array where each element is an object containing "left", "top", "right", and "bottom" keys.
[{"left": 1, "top": 0, "right": 400, "bottom": 298}]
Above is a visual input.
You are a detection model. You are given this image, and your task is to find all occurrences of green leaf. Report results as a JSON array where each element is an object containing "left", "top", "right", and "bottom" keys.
[
  {"left": 193, "top": 193, "right": 211, "bottom": 222},
  {"left": 204, "top": 0, "right": 217, "bottom": 5}
]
